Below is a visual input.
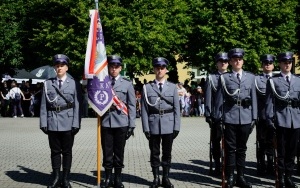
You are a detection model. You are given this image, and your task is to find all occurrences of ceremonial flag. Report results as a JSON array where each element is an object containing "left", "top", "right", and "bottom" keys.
[{"left": 84, "top": 10, "right": 113, "bottom": 116}]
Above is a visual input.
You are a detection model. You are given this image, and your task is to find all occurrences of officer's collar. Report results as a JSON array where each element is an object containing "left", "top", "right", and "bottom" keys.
[
  {"left": 155, "top": 79, "right": 165, "bottom": 85},
  {"left": 110, "top": 75, "right": 120, "bottom": 80},
  {"left": 56, "top": 75, "right": 67, "bottom": 82},
  {"left": 232, "top": 70, "right": 243, "bottom": 75},
  {"left": 280, "top": 72, "right": 291, "bottom": 78},
  {"left": 263, "top": 73, "right": 272, "bottom": 77}
]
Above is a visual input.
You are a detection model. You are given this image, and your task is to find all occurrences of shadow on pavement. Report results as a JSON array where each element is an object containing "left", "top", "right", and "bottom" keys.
[
  {"left": 171, "top": 161, "right": 220, "bottom": 187},
  {"left": 91, "top": 170, "right": 150, "bottom": 187},
  {"left": 6, "top": 165, "right": 97, "bottom": 187}
]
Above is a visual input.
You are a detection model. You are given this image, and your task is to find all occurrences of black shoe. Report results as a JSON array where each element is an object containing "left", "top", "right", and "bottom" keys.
[
  {"left": 226, "top": 174, "right": 234, "bottom": 188},
  {"left": 151, "top": 167, "right": 160, "bottom": 188},
  {"left": 61, "top": 169, "right": 71, "bottom": 188},
  {"left": 114, "top": 168, "right": 124, "bottom": 188},
  {"left": 266, "top": 155, "right": 274, "bottom": 175},
  {"left": 101, "top": 169, "right": 114, "bottom": 188},
  {"left": 285, "top": 175, "right": 297, "bottom": 188},
  {"left": 235, "top": 176, "right": 252, "bottom": 188},
  {"left": 48, "top": 169, "right": 61, "bottom": 188},
  {"left": 257, "top": 156, "right": 266, "bottom": 176},
  {"left": 277, "top": 171, "right": 285, "bottom": 188},
  {"left": 236, "top": 167, "right": 252, "bottom": 188},
  {"left": 213, "top": 160, "right": 221, "bottom": 176},
  {"left": 161, "top": 166, "right": 174, "bottom": 188}
]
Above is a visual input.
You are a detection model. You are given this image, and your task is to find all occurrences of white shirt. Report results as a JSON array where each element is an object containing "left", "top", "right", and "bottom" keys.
[
  {"left": 155, "top": 79, "right": 165, "bottom": 89},
  {"left": 281, "top": 72, "right": 291, "bottom": 82},
  {"left": 232, "top": 70, "right": 243, "bottom": 80},
  {"left": 9, "top": 87, "right": 21, "bottom": 99},
  {"left": 56, "top": 75, "right": 67, "bottom": 86}
]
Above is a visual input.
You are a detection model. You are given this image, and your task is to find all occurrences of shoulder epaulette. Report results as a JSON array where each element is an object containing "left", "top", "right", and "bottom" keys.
[
  {"left": 122, "top": 77, "right": 132, "bottom": 82},
  {"left": 47, "top": 77, "right": 56, "bottom": 81},
  {"left": 272, "top": 74, "right": 281, "bottom": 78},
  {"left": 166, "top": 80, "right": 175, "bottom": 85},
  {"left": 245, "top": 71, "right": 254, "bottom": 75}
]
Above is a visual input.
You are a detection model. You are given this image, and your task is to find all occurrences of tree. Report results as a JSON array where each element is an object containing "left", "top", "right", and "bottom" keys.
[
  {"left": 184, "top": 0, "right": 299, "bottom": 74},
  {"left": 21, "top": 0, "right": 93, "bottom": 79},
  {"left": 0, "top": 0, "right": 26, "bottom": 75},
  {"left": 100, "top": 0, "right": 193, "bottom": 82}
]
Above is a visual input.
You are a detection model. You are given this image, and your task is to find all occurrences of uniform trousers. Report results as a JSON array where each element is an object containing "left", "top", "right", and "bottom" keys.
[
  {"left": 48, "top": 131, "right": 74, "bottom": 170},
  {"left": 276, "top": 126, "right": 300, "bottom": 174},
  {"left": 225, "top": 123, "right": 251, "bottom": 168},
  {"left": 211, "top": 122, "right": 222, "bottom": 160},
  {"left": 101, "top": 127, "right": 127, "bottom": 169},
  {"left": 149, "top": 134, "right": 173, "bottom": 167},
  {"left": 257, "top": 119, "right": 274, "bottom": 156}
]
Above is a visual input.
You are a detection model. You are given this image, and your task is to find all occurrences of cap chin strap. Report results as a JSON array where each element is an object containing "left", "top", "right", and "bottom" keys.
[
  {"left": 220, "top": 75, "right": 240, "bottom": 96},
  {"left": 143, "top": 84, "right": 161, "bottom": 106},
  {"left": 269, "top": 79, "right": 289, "bottom": 100}
]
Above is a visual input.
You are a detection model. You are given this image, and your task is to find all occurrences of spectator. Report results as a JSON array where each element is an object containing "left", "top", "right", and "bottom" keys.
[
  {"left": 33, "top": 82, "right": 43, "bottom": 117},
  {"left": 183, "top": 87, "right": 192, "bottom": 117},
  {"left": 22, "top": 81, "right": 32, "bottom": 117},
  {"left": 1, "top": 81, "right": 10, "bottom": 117},
  {"left": 9, "top": 81, "right": 25, "bottom": 118},
  {"left": 135, "top": 90, "right": 141, "bottom": 118},
  {"left": 190, "top": 88, "right": 200, "bottom": 116},
  {"left": 177, "top": 82, "right": 186, "bottom": 116},
  {"left": 196, "top": 86, "right": 205, "bottom": 116}
]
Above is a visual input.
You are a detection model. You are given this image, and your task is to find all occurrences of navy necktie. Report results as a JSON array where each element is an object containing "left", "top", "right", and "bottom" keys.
[
  {"left": 159, "top": 83, "right": 163, "bottom": 92},
  {"left": 58, "top": 80, "right": 62, "bottom": 89},
  {"left": 286, "top": 76, "right": 290, "bottom": 84},
  {"left": 237, "top": 73, "right": 241, "bottom": 82},
  {"left": 111, "top": 77, "right": 116, "bottom": 86},
  {"left": 266, "top": 75, "right": 270, "bottom": 79}
]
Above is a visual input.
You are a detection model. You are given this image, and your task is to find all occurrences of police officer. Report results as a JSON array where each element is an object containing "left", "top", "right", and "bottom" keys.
[
  {"left": 141, "top": 57, "right": 181, "bottom": 188},
  {"left": 215, "top": 48, "right": 257, "bottom": 188},
  {"left": 265, "top": 52, "right": 300, "bottom": 188},
  {"left": 101, "top": 55, "right": 136, "bottom": 188},
  {"left": 40, "top": 54, "right": 82, "bottom": 188},
  {"left": 255, "top": 54, "right": 275, "bottom": 175},
  {"left": 205, "top": 52, "right": 229, "bottom": 176}
]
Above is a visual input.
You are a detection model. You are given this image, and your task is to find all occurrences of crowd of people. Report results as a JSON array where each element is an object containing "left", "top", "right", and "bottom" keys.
[
  {"left": 0, "top": 79, "right": 44, "bottom": 118},
  {"left": 0, "top": 78, "right": 91, "bottom": 119}
]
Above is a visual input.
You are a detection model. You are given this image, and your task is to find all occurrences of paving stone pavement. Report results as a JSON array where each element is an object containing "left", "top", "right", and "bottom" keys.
[{"left": 0, "top": 117, "right": 299, "bottom": 188}]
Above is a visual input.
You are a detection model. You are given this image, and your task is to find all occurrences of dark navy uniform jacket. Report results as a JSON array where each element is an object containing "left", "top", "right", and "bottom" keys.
[
  {"left": 214, "top": 71, "right": 258, "bottom": 125},
  {"left": 265, "top": 73, "right": 300, "bottom": 129},
  {"left": 204, "top": 71, "right": 222, "bottom": 119}
]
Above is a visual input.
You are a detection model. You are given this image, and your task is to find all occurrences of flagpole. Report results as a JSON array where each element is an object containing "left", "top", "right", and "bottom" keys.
[
  {"left": 97, "top": 115, "right": 101, "bottom": 187},
  {"left": 94, "top": 1, "right": 102, "bottom": 187}
]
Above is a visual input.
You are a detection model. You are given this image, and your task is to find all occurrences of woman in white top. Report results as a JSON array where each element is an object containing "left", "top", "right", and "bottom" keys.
[{"left": 9, "top": 81, "right": 25, "bottom": 118}]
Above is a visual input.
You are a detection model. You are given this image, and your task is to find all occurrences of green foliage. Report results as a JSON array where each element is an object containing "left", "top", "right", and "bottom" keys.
[
  {"left": 185, "top": 0, "right": 298, "bottom": 73},
  {"left": 0, "top": 0, "right": 299, "bottom": 79},
  {"left": 0, "top": 0, "right": 26, "bottom": 71},
  {"left": 100, "top": 0, "right": 192, "bottom": 79}
]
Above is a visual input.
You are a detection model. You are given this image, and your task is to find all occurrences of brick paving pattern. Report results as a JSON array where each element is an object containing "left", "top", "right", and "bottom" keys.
[{"left": 0, "top": 117, "right": 299, "bottom": 187}]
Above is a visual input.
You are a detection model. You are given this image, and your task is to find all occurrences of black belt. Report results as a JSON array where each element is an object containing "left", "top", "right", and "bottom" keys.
[
  {"left": 226, "top": 98, "right": 252, "bottom": 107},
  {"left": 276, "top": 100, "right": 300, "bottom": 108},
  {"left": 149, "top": 109, "right": 174, "bottom": 115},
  {"left": 48, "top": 103, "right": 74, "bottom": 112}
]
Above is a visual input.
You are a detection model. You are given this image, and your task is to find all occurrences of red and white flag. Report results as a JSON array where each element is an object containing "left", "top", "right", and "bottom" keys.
[
  {"left": 84, "top": 10, "right": 128, "bottom": 116},
  {"left": 84, "top": 10, "right": 113, "bottom": 116}
]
